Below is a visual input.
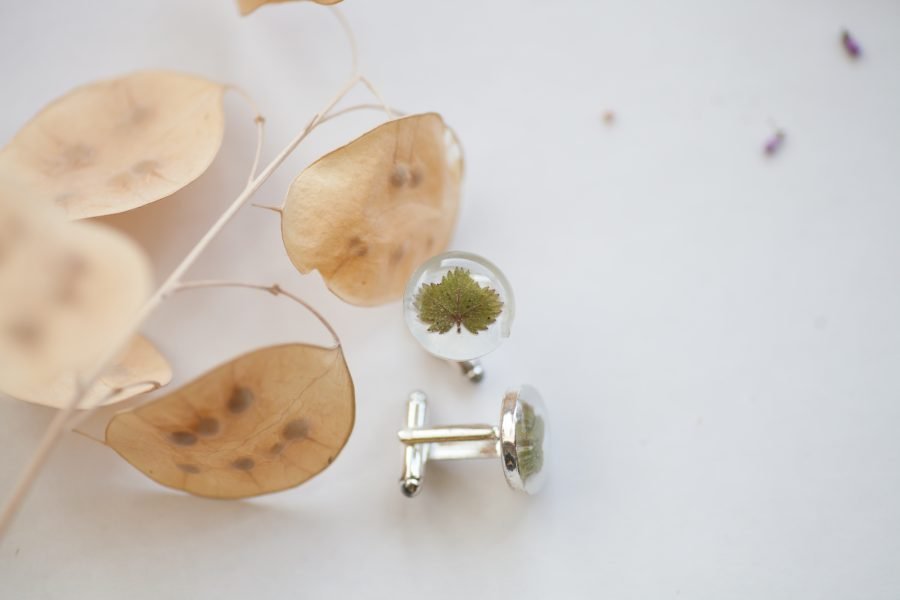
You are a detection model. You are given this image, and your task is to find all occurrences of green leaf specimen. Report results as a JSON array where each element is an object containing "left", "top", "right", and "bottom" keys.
[
  {"left": 516, "top": 401, "right": 545, "bottom": 482},
  {"left": 414, "top": 268, "right": 503, "bottom": 335}
]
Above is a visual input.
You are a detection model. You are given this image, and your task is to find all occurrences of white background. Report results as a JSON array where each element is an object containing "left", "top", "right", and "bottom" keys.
[{"left": 2, "top": 0, "right": 900, "bottom": 597}]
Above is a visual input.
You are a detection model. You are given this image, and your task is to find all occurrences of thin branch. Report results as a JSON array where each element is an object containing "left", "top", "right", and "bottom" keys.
[
  {"left": 319, "top": 102, "right": 405, "bottom": 125},
  {"left": 359, "top": 76, "right": 396, "bottom": 119},
  {"left": 248, "top": 116, "right": 266, "bottom": 185},
  {"left": 250, "top": 203, "right": 284, "bottom": 214},
  {"left": 71, "top": 428, "right": 106, "bottom": 446},
  {"left": 0, "top": 74, "right": 363, "bottom": 539},
  {"left": 226, "top": 84, "right": 264, "bottom": 120},
  {"left": 172, "top": 280, "right": 341, "bottom": 348},
  {"left": 328, "top": 5, "right": 359, "bottom": 77},
  {"left": 225, "top": 85, "right": 267, "bottom": 184}
]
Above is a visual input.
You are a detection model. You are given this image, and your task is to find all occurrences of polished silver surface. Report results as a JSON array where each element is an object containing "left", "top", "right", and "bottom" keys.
[
  {"left": 397, "top": 386, "right": 547, "bottom": 497},
  {"left": 458, "top": 359, "right": 485, "bottom": 383},
  {"left": 499, "top": 385, "right": 549, "bottom": 495},
  {"left": 398, "top": 425, "right": 498, "bottom": 445},
  {"left": 428, "top": 439, "right": 499, "bottom": 461},
  {"left": 400, "top": 390, "right": 428, "bottom": 497}
]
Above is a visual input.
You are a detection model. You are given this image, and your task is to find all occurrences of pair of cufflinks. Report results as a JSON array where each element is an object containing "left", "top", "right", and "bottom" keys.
[{"left": 398, "top": 251, "right": 548, "bottom": 498}]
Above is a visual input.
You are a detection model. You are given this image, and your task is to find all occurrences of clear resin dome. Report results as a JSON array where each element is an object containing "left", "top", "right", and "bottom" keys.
[
  {"left": 403, "top": 251, "right": 515, "bottom": 361},
  {"left": 500, "top": 384, "right": 549, "bottom": 495}
]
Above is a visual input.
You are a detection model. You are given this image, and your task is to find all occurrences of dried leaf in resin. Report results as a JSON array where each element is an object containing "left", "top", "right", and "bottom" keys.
[
  {"left": 237, "top": 0, "right": 342, "bottom": 16},
  {"left": 281, "top": 113, "right": 463, "bottom": 306},
  {"left": 0, "top": 71, "right": 226, "bottom": 219},
  {"left": 106, "top": 343, "right": 354, "bottom": 499},
  {"left": 0, "top": 188, "right": 153, "bottom": 407},
  {"left": 414, "top": 268, "right": 503, "bottom": 335}
]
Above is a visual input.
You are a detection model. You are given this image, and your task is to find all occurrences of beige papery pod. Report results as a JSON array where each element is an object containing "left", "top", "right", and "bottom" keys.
[
  {"left": 281, "top": 113, "right": 464, "bottom": 306},
  {"left": 106, "top": 285, "right": 354, "bottom": 499},
  {"left": 0, "top": 182, "right": 162, "bottom": 408},
  {"left": 0, "top": 71, "right": 227, "bottom": 219}
]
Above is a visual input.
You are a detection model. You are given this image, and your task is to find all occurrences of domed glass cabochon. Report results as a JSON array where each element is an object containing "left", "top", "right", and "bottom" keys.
[
  {"left": 403, "top": 251, "right": 515, "bottom": 361},
  {"left": 499, "top": 385, "right": 548, "bottom": 495}
]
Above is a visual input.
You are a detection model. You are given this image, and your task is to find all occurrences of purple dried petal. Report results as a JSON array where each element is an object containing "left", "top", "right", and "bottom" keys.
[
  {"left": 842, "top": 30, "right": 861, "bottom": 58},
  {"left": 763, "top": 130, "right": 785, "bottom": 156}
]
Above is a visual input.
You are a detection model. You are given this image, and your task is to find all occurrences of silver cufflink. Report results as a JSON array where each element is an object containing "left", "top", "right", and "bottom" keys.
[
  {"left": 398, "top": 385, "right": 548, "bottom": 497},
  {"left": 403, "top": 251, "right": 515, "bottom": 384}
]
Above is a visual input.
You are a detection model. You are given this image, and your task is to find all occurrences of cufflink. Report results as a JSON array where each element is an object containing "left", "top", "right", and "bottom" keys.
[
  {"left": 397, "top": 385, "right": 548, "bottom": 497},
  {"left": 403, "top": 251, "right": 515, "bottom": 383}
]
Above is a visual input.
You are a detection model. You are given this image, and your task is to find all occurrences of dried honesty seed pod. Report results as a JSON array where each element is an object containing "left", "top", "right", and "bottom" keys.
[
  {"left": 0, "top": 188, "right": 153, "bottom": 406},
  {"left": 75, "top": 335, "right": 172, "bottom": 409},
  {"left": 7, "top": 335, "right": 171, "bottom": 410},
  {"left": 237, "top": 0, "right": 342, "bottom": 15},
  {"left": 281, "top": 113, "right": 463, "bottom": 306},
  {"left": 0, "top": 70, "right": 226, "bottom": 219},
  {"left": 106, "top": 343, "right": 354, "bottom": 499}
]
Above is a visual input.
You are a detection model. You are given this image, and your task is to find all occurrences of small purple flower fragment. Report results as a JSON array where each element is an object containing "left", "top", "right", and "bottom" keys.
[
  {"left": 841, "top": 29, "right": 861, "bottom": 59},
  {"left": 763, "top": 130, "right": 785, "bottom": 157}
]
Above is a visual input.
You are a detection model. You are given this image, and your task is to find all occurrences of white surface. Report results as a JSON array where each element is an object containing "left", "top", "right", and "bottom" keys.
[{"left": 2, "top": 0, "right": 900, "bottom": 597}]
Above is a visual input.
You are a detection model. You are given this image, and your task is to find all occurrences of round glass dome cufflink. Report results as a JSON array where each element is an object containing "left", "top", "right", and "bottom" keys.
[
  {"left": 397, "top": 385, "right": 548, "bottom": 497},
  {"left": 403, "top": 251, "right": 515, "bottom": 382}
]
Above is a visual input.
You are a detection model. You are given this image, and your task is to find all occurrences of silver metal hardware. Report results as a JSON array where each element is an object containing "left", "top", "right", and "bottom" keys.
[
  {"left": 457, "top": 359, "right": 485, "bottom": 383},
  {"left": 398, "top": 385, "right": 548, "bottom": 497}
]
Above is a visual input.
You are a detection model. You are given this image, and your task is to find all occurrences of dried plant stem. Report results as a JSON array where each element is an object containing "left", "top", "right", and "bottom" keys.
[
  {"left": 248, "top": 116, "right": 266, "bottom": 184},
  {"left": 226, "top": 84, "right": 266, "bottom": 184},
  {"left": 0, "top": 74, "right": 363, "bottom": 540},
  {"left": 319, "top": 8, "right": 389, "bottom": 122},
  {"left": 359, "top": 76, "right": 396, "bottom": 119},
  {"left": 329, "top": 6, "right": 359, "bottom": 77},
  {"left": 173, "top": 280, "right": 340, "bottom": 348},
  {"left": 250, "top": 203, "right": 284, "bottom": 214},
  {"left": 71, "top": 426, "right": 106, "bottom": 445},
  {"left": 72, "top": 432, "right": 104, "bottom": 446},
  {"left": 319, "top": 102, "right": 405, "bottom": 124}
]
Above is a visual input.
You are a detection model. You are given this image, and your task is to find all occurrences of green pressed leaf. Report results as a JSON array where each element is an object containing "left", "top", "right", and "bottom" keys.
[
  {"left": 413, "top": 268, "right": 503, "bottom": 335},
  {"left": 516, "top": 401, "right": 545, "bottom": 482}
]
